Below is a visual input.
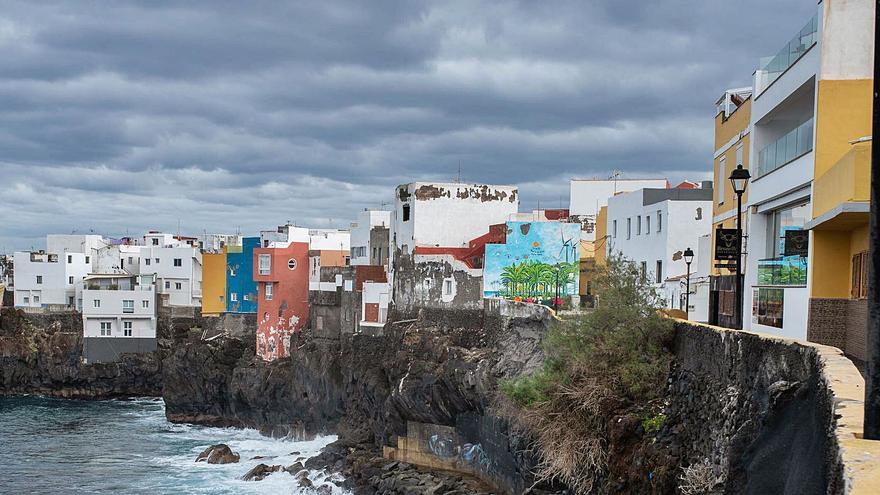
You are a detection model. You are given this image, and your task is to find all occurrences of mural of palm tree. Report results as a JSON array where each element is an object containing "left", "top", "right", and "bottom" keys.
[{"left": 500, "top": 263, "right": 526, "bottom": 297}]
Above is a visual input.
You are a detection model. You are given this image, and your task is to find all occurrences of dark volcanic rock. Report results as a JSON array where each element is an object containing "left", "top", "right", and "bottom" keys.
[
  {"left": 241, "top": 463, "right": 282, "bottom": 481},
  {"left": 0, "top": 308, "right": 162, "bottom": 398},
  {"left": 195, "top": 444, "right": 240, "bottom": 464}
]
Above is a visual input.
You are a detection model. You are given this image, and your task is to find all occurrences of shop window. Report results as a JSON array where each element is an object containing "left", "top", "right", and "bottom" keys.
[{"left": 754, "top": 288, "right": 784, "bottom": 328}]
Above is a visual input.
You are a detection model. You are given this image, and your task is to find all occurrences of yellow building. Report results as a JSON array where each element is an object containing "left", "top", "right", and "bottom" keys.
[
  {"left": 201, "top": 250, "right": 227, "bottom": 316},
  {"left": 707, "top": 89, "right": 751, "bottom": 327},
  {"left": 806, "top": 80, "right": 872, "bottom": 362}
]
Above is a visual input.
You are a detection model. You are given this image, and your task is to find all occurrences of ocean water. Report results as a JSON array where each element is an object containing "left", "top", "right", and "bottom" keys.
[{"left": 0, "top": 396, "right": 348, "bottom": 494}]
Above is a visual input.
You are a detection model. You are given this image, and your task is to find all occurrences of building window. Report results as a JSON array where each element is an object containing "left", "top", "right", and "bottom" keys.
[
  {"left": 33, "top": 295, "right": 40, "bottom": 303},
  {"left": 142, "top": 300, "right": 150, "bottom": 308},
  {"left": 154, "top": 258, "right": 159, "bottom": 264},
  {"left": 853, "top": 251, "right": 869, "bottom": 299},
  {"left": 646, "top": 216, "right": 651, "bottom": 235},
  {"left": 656, "top": 260, "right": 662, "bottom": 284},
  {"left": 636, "top": 216, "right": 641, "bottom": 235},
  {"left": 123, "top": 300, "right": 134, "bottom": 313},
  {"left": 69, "top": 276, "right": 74, "bottom": 284},
  {"left": 265, "top": 282, "right": 273, "bottom": 300},
  {"left": 173, "top": 258, "right": 182, "bottom": 267},
  {"left": 402, "top": 204, "right": 411, "bottom": 222},
  {"left": 93, "top": 299, "right": 100, "bottom": 308},
  {"left": 229, "top": 267, "right": 236, "bottom": 277},
  {"left": 718, "top": 156, "right": 726, "bottom": 205},
  {"left": 657, "top": 211, "right": 662, "bottom": 233},
  {"left": 230, "top": 292, "right": 238, "bottom": 302},
  {"left": 67, "top": 255, "right": 72, "bottom": 263},
  {"left": 639, "top": 261, "right": 647, "bottom": 282},
  {"left": 152, "top": 238, "right": 159, "bottom": 245},
  {"left": 123, "top": 321, "right": 132, "bottom": 336},
  {"left": 175, "top": 282, "right": 182, "bottom": 290},
  {"left": 23, "top": 297, "right": 29, "bottom": 304},
  {"left": 165, "top": 281, "right": 170, "bottom": 289},
  {"left": 612, "top": 220, "right": 617, "bottom": 238},
  {"left": 258, "top": 254, "right": 271, "bottom": 275},
  {"left": 100, "top": 321, "right": 112, "bottom": 336},
  {"left": 736, "top": 143, "right": 744, "bottom": 167},
  {"left": 243, "top": 294, "right": 250, "bottom": 301},
  {"left": 68, "top": 296, "right": 74, "bottom": 306},
  {"left": 85, "top": 256, "right": 90, "bottom": 264},
  {"left": 626, "top": 218, "right": 631, "bottom": 239},
  {"left": 443, "top": 279, "right": 453, "bottom": 296},
  {"left": 128, "top": 257, "right": 133, "bottom": 264},
  {"left": 36, "top": 275, "right": 42, "bottom": 284},
  {"left": 288, "top": 258, "right": 297, "bottom": 270},
  {"left": 145, "top": 258, "right": 151, "bottom": 266}
]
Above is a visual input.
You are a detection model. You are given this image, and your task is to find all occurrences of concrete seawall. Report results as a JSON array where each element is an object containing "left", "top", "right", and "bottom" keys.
[{"left": 672, "top": 320, "right": 879, "bottom": 494}]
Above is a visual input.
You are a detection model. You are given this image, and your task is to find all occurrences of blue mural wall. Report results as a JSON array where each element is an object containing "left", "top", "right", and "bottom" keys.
[
  {"left": 483, "top": 221, "right": 580, "bottom": 299},
  {"left": 226, "top": 236, "right": 259, "bottom": 313}
]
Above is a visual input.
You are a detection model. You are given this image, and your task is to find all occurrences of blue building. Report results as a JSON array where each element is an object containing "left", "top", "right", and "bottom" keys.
[{"left": 225, "top": 236, "right": 258, "bottom": 313}]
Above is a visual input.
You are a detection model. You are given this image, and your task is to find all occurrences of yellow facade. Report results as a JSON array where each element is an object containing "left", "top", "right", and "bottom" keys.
[
  {"left": 201, "top": 251, "right": 227, "bottom": 316},
  {"left": 710, "top": 98, "right": 751, "bottom": 277},
  {"left": 809, "top": 78, "right": 872, "bottom": 299},
  {"left": 595, "top": 206, "right": 608, "bottom": 267}
]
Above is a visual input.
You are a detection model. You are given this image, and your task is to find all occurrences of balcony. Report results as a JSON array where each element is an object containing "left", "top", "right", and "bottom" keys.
[
  {"left": 811, "top": 141, "right": 871, "bottom": 220},
  {"left": 755, "top": 118, "right": 813, "bottom": 178},
  {"left": 757, "top": 257, "right": 807, "bottom": 286},
  {"left": 756, "top": 14, "right": 818, "bottom": 95}
]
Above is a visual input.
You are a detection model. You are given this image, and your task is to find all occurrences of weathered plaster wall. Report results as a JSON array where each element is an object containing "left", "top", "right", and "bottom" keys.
[{"left": 391, "top": 252, "right": 483, "bottom": 319}]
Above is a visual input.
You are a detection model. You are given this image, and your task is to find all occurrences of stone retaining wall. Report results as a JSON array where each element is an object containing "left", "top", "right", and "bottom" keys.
[{"left": 671, "top": 320, "right": 879, "bottom": 494}]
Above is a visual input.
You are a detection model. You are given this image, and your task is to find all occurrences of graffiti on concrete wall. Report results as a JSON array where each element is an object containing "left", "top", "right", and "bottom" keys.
[
  {"left": 426, "top": 433, "right": 496, "bottom": 476},
  {"left": 483, "top": 221, "right": 580, "bottom": 300}
]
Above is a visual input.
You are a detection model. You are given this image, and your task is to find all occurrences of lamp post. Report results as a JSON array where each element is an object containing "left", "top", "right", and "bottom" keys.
[
  {"left": 554, "top": 264, "right": 560, "bottom": 312},
  {"left": 683, "top": 247, "right": 694, "bottom": 318},
  {"left": 730, "top": 164, "right": 751, "bottom": 330}
]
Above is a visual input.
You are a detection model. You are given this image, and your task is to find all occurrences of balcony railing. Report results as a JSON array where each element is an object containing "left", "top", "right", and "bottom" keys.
[
  {"left": 757, "top": 256, "right": 807, "bottom": 286},
  {"left": 756, "top": 14, "right": 818, "bottom": 95},
  {"left": 755, "top": 118, "right": 813, "bottom": 178}
]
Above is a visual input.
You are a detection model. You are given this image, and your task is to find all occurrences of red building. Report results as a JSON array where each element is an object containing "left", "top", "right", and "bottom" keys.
[{"left": 253, "top": 241, "right": 309, "bottom": 361}]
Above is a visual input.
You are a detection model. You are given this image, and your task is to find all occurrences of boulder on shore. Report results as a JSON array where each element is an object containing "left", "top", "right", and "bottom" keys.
[
  {"left": 195, "top": 444, "right": 240, "bottom": 464},
  {"left": 241, "top": 463, "right": 283, "bottom": 481}
]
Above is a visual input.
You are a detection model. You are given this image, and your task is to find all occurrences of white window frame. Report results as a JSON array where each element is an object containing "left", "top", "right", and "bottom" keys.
[
  {"left": 142, "top": 300, "right": 150, "bottom": 308},
  {"left": 230, "top": 292, "right": 238, "bottom": 302},
  {"left": 93, "top": 299, "right": 101, "bottom": 308},
  {"left": 258, "top": 254, "right": 271, "bottom": 275},
  {"left": 265, "top": 282, "right": 273, "bottom": 301},
  {"left": 718, "top": 156, "right": 727, "bottom": 205},
  {"left": 173, "top": 258, "right": 182, "bottom": 267},
  {"left": 123, "top": 321, "right": 132, "bottom": 337},
  {"left": 123, "top": 299, "right": 134, "bottom": 314}
]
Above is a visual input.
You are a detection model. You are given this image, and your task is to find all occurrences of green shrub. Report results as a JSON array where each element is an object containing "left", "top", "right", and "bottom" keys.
[
  {"left": 641, "top": 413, "right": 667, "bottom": 435},
  {"left": 498, "top": 253, "right": 675, "bottom": 494}
]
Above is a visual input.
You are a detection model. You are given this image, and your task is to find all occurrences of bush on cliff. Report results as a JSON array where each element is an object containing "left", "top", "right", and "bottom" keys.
[{"left": 499, "top": 254, "right": 674, "bottom": 494}]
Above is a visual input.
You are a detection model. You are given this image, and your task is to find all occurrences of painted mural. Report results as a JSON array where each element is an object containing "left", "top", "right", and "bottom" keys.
[{"left": 483, "top": 221, "right": 580, "bottom": 300}]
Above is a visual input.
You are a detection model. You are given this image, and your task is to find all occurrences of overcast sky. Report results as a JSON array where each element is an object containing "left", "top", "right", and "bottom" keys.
[{"left": 0, "top": 0, "right": 817, "bottom": 252}]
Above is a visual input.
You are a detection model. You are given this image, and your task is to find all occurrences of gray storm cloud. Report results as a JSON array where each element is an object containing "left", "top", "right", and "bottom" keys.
[{"left": 0, "top": 0, "right": 817, "bottom": 251}]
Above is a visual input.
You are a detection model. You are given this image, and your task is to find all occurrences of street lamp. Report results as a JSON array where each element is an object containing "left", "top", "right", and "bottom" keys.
[
  {"left": 729, "top": 164, "right": 751, "bottom": 329},
  {"left": 683, "top": 247, "right": 694, "bottom": 317}
]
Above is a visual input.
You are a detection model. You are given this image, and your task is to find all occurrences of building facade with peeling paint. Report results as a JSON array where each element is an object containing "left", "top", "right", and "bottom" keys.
[
  {"left": 389, "top": 183, "right": 519, "bottom": 318},
  {"left": 226, "top": 237, "right": 259, "bottom": 314},
  {"left": 605, "top": 184, "right": 713, "bottom": 317},
  {"left": 253, "top": 239, "right": 309, "bottom": 361}
]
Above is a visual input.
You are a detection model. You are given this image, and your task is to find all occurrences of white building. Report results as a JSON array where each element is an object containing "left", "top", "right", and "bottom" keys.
[
  {"left": 569, "top": 178, "right": 668, "bottom": 240},
  {"left": 138, "top": 243, "right": 202, "bottom": 308},
  {"left": 360, "top": 281, "right": 390, "bottom": 332},
  {"left": 606, "top": 184, "right": 713, "bottom": 314},
  {"left": 391, "top": 182, "right": 519, "bottom": 254},
  {"left": 81, "top": 273, "right": 158, "bottom": 363},
  {"left": 350, "top": 209, "right": 391, "bottom": 267},
  {"left": 13, "top": 250, "right": 91, "bottom": 310}
]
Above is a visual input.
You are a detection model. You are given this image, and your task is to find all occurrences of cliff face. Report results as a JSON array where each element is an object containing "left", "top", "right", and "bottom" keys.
[
  {"left": 0, "top": 308, "right": 162, "bottom": 398},
  {"left": 162, "top": 301, "right": 555, "bottom": 494}
]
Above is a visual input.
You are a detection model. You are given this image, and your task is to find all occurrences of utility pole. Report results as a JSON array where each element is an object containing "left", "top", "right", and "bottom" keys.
[{"left": 863, "top": 0, "right": 880, "bottom": 440}]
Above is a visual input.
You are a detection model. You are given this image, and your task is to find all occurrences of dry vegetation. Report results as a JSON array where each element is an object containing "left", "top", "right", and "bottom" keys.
[{"left": 499, "top": 254, "right": 675, "bottom": 493}]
